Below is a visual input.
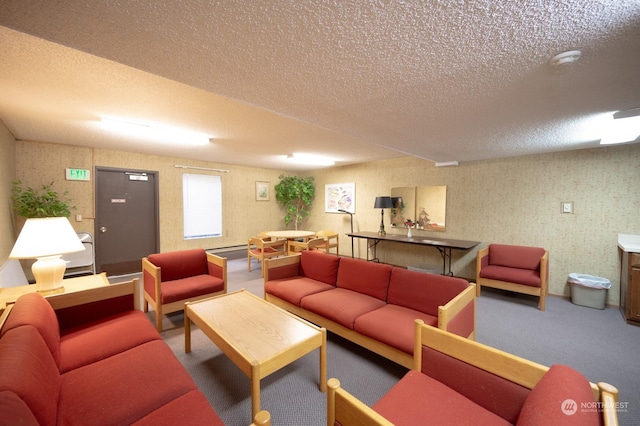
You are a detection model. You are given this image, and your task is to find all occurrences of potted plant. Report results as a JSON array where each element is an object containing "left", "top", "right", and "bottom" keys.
[
  {"left": 274, "top": 175, "right": 315, "bottom": 230},
  {"left": 12, "top": 180, "right": 75, "bottom": 219}
]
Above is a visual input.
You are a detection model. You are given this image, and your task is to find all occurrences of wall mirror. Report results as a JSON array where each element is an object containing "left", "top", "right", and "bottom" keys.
[{"left": 391, "top": 186, "right": 447, "bottom": 232}]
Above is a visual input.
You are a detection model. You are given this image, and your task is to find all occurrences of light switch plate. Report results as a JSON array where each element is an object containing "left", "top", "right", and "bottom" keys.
[{"left": 561, "top": 202, "right": 573, "bottom": 214}]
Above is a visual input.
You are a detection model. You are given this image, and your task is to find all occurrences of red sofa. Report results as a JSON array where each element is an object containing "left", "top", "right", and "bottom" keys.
[
  {"left": 264, "top": 250, "right": 476, "bottom": 369},
  {"left": 0, "top": 280, "right": 226, "bottom": 426},
  {"left": 477, "top": 244, "right": 549, "bottom": 310},
  {"left": 328, "top": 322, "right": 620, "bottom": 426}
]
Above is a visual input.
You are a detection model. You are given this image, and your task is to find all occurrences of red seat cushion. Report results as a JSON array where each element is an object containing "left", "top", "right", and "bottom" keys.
[
  {"left": 480, "top": 265, "right": 541, "bottom": 287},
  {"left": 160, "top": 275, "right": 224, "bottom": 304},
  {"left": 265, "top": 276, "right": 335, "bottom": 306},
  {"left": 373, "top": 370, "right": 511, "bottom": 426},
  {"left": 300, "top": 288, "right": 385, "bottom": 329},
  {"left": 58, "top": 340, "right": 197, "bottom": 425},
  {"left": 59, "top": 311, "right": 161, "bottom": 373},
  {"left": 517, "top": 364, "right": 600, "bottom": 426},
  {"left": 354, "top": 304, "right": 437, "bottom": 354},
  {"left": 130, "top": 390, "right": 224, "bottom": 426}
]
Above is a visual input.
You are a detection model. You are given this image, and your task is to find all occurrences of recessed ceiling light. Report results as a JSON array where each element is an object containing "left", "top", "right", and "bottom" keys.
[
  {"left": 549, "top": 50, "right": 581, "bottom": 66},
  {"left": 100, "top": 117, "right": 210, "bottom": 145},
  {"left": 286, "top": 153, "right": 335, "bottom": 166}
]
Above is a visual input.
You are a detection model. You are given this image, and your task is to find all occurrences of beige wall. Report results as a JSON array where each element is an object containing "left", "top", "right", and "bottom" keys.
[
  {"left": 0, "top": 120, "right": 16, "bottom": 259},
  {"left": 12, "top": 140, "right": 290, "bottom": 253},
  {"left": 303, "top": 145, "right": 640, "bottom": 305},
  {"left": 3, "top": 121, "right": 639, "bottom": 305}
]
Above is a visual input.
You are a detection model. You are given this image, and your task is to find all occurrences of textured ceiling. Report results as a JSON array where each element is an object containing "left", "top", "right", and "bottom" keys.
[{"left": 0, "top": 0, "right": 639, "bottom": 171}]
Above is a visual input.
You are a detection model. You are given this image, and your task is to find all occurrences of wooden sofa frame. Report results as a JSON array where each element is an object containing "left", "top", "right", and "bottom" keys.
[
  {"left": 264, "top": 255, "right": 476, "bottom": 369},
  {"left": 327, "top": 320, "right": 620, "bottom": 426},
  {"left": 142, "top": 251, "right": 227, "bottom": 331},
  {"left": 476, "top": 246, "right": 549, "bottom": 311}
]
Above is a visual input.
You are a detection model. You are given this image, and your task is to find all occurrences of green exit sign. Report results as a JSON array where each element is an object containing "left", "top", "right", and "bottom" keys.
[{"left": 65, "top": 168, "right": 91, "bottom": 181}]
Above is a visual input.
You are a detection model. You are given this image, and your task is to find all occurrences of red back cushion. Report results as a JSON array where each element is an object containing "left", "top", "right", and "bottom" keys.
[
  {"left": 148, "top": 249, "right": 208, "bottom": 281},
  {"left": 0, "top": 327, "right": 61, "bottom": 426},
  {"left": 336, "top": 257, "right": 392, "bottom": 301},
  {"left": 1, "top": 293, "right": 61, "bottom": 366},
  {"left": 299, "top": 250, "right": 340, "bottom": 285},
  {"left": 489, "top": 244, "right": 546, "bottom": 270},
  {"left": 517, "top": 364, "right": 600, "bottom": 426},
  {"left": 388, "top": 268, "right": 469, "bottom": 316}
]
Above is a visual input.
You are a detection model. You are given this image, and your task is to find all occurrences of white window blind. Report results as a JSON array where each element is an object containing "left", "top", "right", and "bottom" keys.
[{"left": 183, "top": 173, "right": 222, "bottom": 239}]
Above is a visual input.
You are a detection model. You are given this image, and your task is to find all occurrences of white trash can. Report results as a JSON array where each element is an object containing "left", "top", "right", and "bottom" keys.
[{"left": 567, "top": 273, "right": 611, "bottom": 310}]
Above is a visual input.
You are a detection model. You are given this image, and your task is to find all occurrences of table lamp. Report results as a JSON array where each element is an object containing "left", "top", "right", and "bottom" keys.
[
  {"left": 374, "top": 196, "right": 393, "bottom": 236},
  {"left": 9, "top": 217, "right": 85, "bottom": 292}
]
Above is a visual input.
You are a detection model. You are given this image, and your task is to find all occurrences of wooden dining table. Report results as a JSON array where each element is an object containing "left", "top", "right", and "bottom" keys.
[{"left": 266, "top": 230, "right": 316, "bottom": 254}]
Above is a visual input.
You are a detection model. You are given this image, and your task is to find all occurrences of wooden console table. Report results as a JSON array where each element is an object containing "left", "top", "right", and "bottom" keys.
[
  {"left": 0, "top": 273, "right": 110, "bottom": 311},
  {"left": 347, "top": 232, "right": 479, "bottom": 276}
]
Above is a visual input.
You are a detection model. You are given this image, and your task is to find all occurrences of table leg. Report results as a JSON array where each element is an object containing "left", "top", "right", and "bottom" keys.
[
  {"left": 251, "top": 361, "right": 261, "bottom": 418},
  {"left": 319, "top": 327, "right": 327, "bottom": 392},
  {"left": 184, "top": 306, "right": 191, "bottom": 353}
]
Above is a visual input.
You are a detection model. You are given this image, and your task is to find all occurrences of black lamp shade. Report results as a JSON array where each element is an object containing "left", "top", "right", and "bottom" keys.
[{"left": 374, "top": 196, "right": 393, "bottom": 209}]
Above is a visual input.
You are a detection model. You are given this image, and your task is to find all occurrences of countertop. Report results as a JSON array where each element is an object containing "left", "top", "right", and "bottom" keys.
[{"left": 618, "top": 234, "right": 640, "bottom": 253}]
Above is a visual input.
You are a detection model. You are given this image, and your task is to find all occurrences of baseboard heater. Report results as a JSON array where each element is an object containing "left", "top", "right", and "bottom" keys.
[{"left": 207, "top": 245, "right": 246, "bottom": 254}]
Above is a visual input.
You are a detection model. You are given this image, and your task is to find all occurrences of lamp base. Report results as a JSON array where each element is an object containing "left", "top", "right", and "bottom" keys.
[
  {"left": 32, "top": 255, "right": 66, "bottom": 293},
  {"left": 378, "top": 210, "right": 386, "bottom": 236}
]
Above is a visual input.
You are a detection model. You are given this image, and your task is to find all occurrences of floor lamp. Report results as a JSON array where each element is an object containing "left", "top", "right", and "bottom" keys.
[
  {"left": 338, "top": 209, "right": 354, "bottom": 257},
  {"left": 374, "top": 196, "right": 393, "bottom": 236}
]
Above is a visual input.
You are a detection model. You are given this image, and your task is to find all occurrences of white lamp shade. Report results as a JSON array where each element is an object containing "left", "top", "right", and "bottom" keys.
[{"left": 10, "top": 217, "right": 85, "bottom": 259}]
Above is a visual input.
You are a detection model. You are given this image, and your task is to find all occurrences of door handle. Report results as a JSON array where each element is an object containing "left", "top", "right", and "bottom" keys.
[{"left": 100, "top": 226, "right": 107, "bottom": 233}]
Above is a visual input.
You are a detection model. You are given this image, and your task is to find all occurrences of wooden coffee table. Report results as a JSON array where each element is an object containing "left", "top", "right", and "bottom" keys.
[{"left": 184, "top": 289, "right": 327, "bottom": 417}]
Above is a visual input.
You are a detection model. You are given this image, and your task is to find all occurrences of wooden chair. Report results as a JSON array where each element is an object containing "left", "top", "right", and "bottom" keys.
[
  {"left": 247, "top": 236, "right": 286, "bottom": 276},
  {"left": 314, "top": 230, "right": 339, "bottom": 254},
  {"left": 142, "top": 249, "right": 227, "bottom": 331},
  {"left": 287, "top": 237, "right": 325, "bottom": 253}
]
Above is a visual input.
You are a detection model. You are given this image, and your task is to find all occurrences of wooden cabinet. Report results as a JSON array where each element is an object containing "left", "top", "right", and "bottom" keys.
[{"left": 620, "top": 251, "right": 640, "bottom": 324}]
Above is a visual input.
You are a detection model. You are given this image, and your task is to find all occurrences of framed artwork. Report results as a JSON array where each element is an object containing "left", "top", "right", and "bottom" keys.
[
  {"left": 325, "top": 183, "right": 355, "bottom": 213},
  {"left": 255, "top": 181, "right": 269, "bottom": 201}
]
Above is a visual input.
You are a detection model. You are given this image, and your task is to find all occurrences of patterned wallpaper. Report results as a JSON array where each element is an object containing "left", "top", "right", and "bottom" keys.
[{"left": 4, "top": 132, "right": 640, "bottom": 305}]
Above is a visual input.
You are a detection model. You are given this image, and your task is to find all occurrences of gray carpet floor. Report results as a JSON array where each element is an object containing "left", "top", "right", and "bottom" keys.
[{"left": 148, "top": 257, "right": 639, "bottom": 425}]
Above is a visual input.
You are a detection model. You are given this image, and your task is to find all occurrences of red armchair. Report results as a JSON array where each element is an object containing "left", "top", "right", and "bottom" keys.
[{"left": 142, "top": 248, "right": 227, "bottom": 331}]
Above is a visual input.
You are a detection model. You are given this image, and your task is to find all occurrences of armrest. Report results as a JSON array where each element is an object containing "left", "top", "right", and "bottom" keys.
[
  {"left": 287, "top": 240, "right": 308, "bottom": 253},
  {"left": 51, "top": 279, "right": 140, "bottom": 330},
  {"left": 438, "top": 283, "right": 476, "bottom": 339},
  {"left": 264, "top": 254, "right": 301, "bottom": 282},
  {"left": 206, "top": 252, "right": 228, "bottom": 285},
  {"left": 476, "top": 246, "right": 489, "bottom": 280},
  {"left": 250, "top": 410, "right": 271, "bottom": 426},
  {"left": 598, "top": 382, "right": 620, "bottom": 426},
  {"left": 142, "top": 256, "right": 162, "bottom": 300},
  {"left": 540, "top": 250, "right": 549, "bottom": 291},
  {"left": 327, "top": 378, "right": 393, "bottom": 426}
]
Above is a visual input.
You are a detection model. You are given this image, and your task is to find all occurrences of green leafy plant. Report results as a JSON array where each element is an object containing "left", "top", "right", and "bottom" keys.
[
  {"left": 274, "top": 175, "right": 315, "bottom": 229},
  {"left": 11, "top": 180, "right": 75, "bottom": 218}
]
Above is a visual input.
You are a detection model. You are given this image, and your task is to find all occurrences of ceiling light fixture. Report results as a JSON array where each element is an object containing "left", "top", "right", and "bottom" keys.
[
  {"left": 549, "top": 50, "right": 581, "bottom": 66},
  {"left": 100, "top": 117, "right": 210, "bottom": 145},
  {"left": 600, "top": 111, "right": 640, "bottom": 145},
  {"left": 286, "top": 153, "right": 335, "bottom": 166}
]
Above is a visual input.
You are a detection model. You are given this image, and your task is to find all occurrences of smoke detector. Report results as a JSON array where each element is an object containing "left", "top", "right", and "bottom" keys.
[{"left": 549, "top": 50, "right": 581, "bottom": 66}]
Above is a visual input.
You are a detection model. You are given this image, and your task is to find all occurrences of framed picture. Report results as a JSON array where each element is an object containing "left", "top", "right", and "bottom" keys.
[
  {"left": 255, "top": 181, "right": 270, "bottom": 201},
  {"left": 325, "top": 183, "right": 355, "bottom": 213}
]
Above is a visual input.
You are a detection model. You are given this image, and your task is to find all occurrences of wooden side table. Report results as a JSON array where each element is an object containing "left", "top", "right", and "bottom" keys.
[{"left": 0, "top": 273, "right": 110, "bottom": 311}]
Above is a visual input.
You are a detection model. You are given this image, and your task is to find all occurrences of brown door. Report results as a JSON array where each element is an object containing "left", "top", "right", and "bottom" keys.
[{"left": 95, "top": 167, "right": 159, "bottom": 276}]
